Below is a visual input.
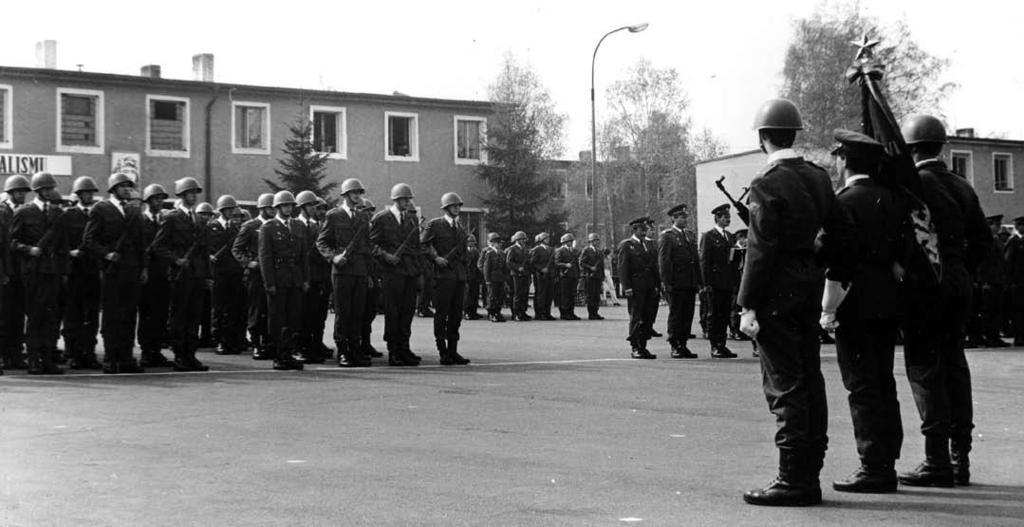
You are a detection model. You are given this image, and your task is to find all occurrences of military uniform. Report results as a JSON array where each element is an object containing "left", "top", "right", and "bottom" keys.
[
  {"left": 0, "top": 196, "right": 27, "bottom": 369},
  {"left": 506, "top": 237, "right": 531, "bottom": 320},
  {"left": 233, "top": 215, "right": 270, "bottom": 358},
  {"left": 208, "top": 216, "right": 246, "bottom": 354},
  {"left": 370, "top": 205, "right": 423, "bottom": 364},
  {"left": 421, "top": 212, "right": 471, "bottom": 363},
  {"left": 700, "top": 209, "right": 738, "bottom": 356},
  {"left": 480, "top": 237, "right": 509, "bottom": 321},
  {"left": 554, "top": 239, "right": 580, "bottom": 320},
  {"left": 658, "top": 217, "right": 702, "bottom": 356},
  {"left": 61, "top": 201, "right": 102, "bottom": 368},
  {"left": 1005, "top": 226, "right": 1024, "bottom": 345},
  {"left": 529, "top": 236, "right": 555, "bottom": 320},
  {"left": 317, "top": 203, "right": 372, "bottom": 366},
  {"left": 259, "top": 214, "right": 309, "bottom": 368},
  {"left": 464, "top": 240, "right": 484, "bottom": 319},
  {"left": 298, "top": 213, "right": 331, "bottom": 362},
  {"left": 579, "top": 242, "right": 606, "bottom": 320},
  {"left": 618, "top": 224, "right": 660, "bottom": 358},
  {"left": 966, "top": 219, "right": 1008, "bottom": 347},
  {"left": 137, "top": 206, "right": 172, "bottom": 366}
]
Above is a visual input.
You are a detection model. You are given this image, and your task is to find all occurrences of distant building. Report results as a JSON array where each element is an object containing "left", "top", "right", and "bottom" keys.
[
  {"left": 0, "top": 41, "right": 494, "bottom": 234},
  {"left": 695, "top": 130, "right": 1024, "bottom": 234}
]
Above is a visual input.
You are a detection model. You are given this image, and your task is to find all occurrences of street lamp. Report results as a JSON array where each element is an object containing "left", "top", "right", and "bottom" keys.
[{"left": 591, "top": 22, "right": 647, "bottom": 238}]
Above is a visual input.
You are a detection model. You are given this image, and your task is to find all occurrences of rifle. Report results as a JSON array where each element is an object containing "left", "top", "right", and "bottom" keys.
[
  {"left": 391, "top": 213, "right": 425, "bottom": 259},
  {"left": 714, "top": 176, "right": 751, "bottom": 225},
  {"left": 104, "top": 205, "right": 142, "bottom": 273},
  {"left": 335, "top": 221, "right": 368, "bottom": 264}
]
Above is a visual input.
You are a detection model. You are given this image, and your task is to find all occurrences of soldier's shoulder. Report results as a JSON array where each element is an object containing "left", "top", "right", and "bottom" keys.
[{"left": 370, "top": 209, "right": 391, "bottom": 223}]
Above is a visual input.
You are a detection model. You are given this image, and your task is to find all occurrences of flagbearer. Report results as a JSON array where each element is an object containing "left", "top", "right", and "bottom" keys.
[{"left": 421, "top": 192, "right": 471, "bottom": 365}]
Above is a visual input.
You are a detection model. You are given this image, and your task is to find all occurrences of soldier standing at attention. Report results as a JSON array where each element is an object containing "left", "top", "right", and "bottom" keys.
[
  {"left": 481, "top": 232, "right": 508, "bottom": 323},
  {"left": 1004, "top": 216, "right": 1024, "bottom": 346},
  {"left": 357, "top": 199, "right": 384, "bottom": 359},
  {"left": 370, "top": 183, "right": 424, "bottom": 367},
  {"left": 11, "top": 172, "right": 68, "bottom": 375},
  {"left": 644, "top": 219, "right": 664, "bottom": 339},
  {"left": 658, "top": 204, "right": 701, "bottom": 359},
  {"left": 83, "top": 173, "right": 147, "bottom": 374},
  {"left": 618, "top": 217, "right": 660, "bottom": 359},
  {"left": 1, "top": 175, "right": 31, "bottom": 370},
  {"left": 505, "top": 231, "right": 531, "bottom": 321},
  {"left": 295, "top": 190, "right": 330, "bottom": 364},
  {"left": 738, "top": 99, "right": 852, "bottom": 507},
  {"left": 421, "top": 192, "right": 472, "bottom": 365},
  {"left": 153, "top": 177, "right": 212, "bottom": 372},
  {"left": 136, "top": 184, "right": 174, "bottom": 368},
  {"left": 208, "top": 195, "right": 246, "bottom": 355},
  {"left": 554, "top": 233, "right": 581, "bottom": 320},
  {"left": 62, "top": 177, "right": 103, "bottom": 369},
  {"left": 966, "top": 215, "right": 1009, "bottom": 348},
  {"left": 259, "top": 191, "right": 309, "bottom": 371},
  {"left": 898, "top": 115, "right": 990, "bottom": 488},
  {"left": 579, "top": 233, "right": 607, "bottom": 320},
  {"left": 821, "top": 130, "right": 907, "bottom": 494},
  {"left": 195, "top": 202, "right": 216, "bottom": 349},
  {"left": 464, "top": 235, "right": 484, "bottom": 320},
  {"left": 234, "top": 193, "right": 275, "bottom": 360},
  {"left": 529, "top": 232, "right": 556, "bottom": 321},
  {"left": 700, "top": 204, "right": 738, "bottom": 358},
  {"left": 317, "top": 178, "right": 373, "bottom": 368}
]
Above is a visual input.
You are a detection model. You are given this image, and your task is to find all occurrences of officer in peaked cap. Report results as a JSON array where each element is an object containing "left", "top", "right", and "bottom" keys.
[
  {"left": 579, "top": 232, "right": 607, "bottom": 320},
  {"left": 506, "top": 230, "right": 532, "bottom": 321},
  {"left": 481, "top": 232, "right": 509, "bottom": 322},
  {"left": 528, "top": 232, "right": 556, "bottom": 320},
  {"left": 701, "top": 203, "right": 737, "bottom": 358},
  {"left": 420, "top": 192, "right": 472, "bottom": 364},
  {"left": 617, "top": 217, "right": 659, "bottom": 359},
  {"left": 554, "top": 233, "right": 581, "bottom": 320},
  {"left": 659, "top": 203, "right": 701, "bottom": 359},
  {"left": 62, "top": 177, "right": 103, "bottom": 370}
]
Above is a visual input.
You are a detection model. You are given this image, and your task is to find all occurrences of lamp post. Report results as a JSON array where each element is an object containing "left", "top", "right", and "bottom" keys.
[{"left": 591, "top": 22, "right": 647, "bottom": 237}]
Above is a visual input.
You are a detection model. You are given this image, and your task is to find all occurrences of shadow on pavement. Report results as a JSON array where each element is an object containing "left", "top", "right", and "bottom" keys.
[{"left": 832, "top": 484, "right": 1024, "bottom": 519}]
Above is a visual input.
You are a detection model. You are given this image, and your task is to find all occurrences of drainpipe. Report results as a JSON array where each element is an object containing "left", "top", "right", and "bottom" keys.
[{"left": 203, "top": 92, "right": 219, "bottom": 196}]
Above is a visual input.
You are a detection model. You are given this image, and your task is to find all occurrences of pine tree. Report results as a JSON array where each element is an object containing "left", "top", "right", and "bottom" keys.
[{"left": 265, "top": 109, "right": 338, "bottom": 202}]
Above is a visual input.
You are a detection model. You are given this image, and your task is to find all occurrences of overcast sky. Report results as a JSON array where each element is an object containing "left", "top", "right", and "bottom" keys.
[{"left": 2, "top": 0, "right": 1021, "bottom": 159}]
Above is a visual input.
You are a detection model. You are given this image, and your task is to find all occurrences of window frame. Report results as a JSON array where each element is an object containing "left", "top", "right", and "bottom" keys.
[
  {"left": 145, "top": 94, "right": 191, "bottom": 158},
  {"left": 993, "top": 152, "right": 1014, "bottom": 193},
  {"left": 0, "top": 84, "right": 11, "bottom": 150},
  {"left": 308, "top": 105, "right": 347, "bottom": 160},
  {"left": 949, "top": 149, "right": 974, "bottom": 185},
  {"left": 56, "top": 87, "right": 105, "bottom": 154},
  {"left": 231, "top": 100, "right": 271, "bottom": 155},
  {"left": 384, "top": 111, "right": 419, "bottom": 162},
  {"left": 453, "top": 115, "right": 487, "bottom": 165}
]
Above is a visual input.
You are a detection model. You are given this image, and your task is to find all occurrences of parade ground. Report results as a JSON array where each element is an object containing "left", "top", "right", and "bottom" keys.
[{"left": 2, "top": 306, "right": 1022, "bottom": 526}]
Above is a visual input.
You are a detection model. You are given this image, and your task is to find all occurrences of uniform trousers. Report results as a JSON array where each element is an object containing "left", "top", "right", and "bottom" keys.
[
  {"left": 22, "top": 271, "right": 62, "bottom": 366},
  {"left": 362, "top": 279, "right": 380, "bottom": 349},
  {"left": 904, "top": 268, "right": 974, "bottom": 453},
  {"left": 302, "top": 279, "right": 330, "bottom": 350},
  {"left": 707, "top": 287, "right": 733, "bottom": 348},
  {"left": 464, "top": 278, "right": 481, "bottom": 315},
  {"left": 665, "top": 288, "right": 697, "bottom": 346},
  {"left": 0, "top": 276, "right": 25, "bottom": 364},
  {"left": 487, "top": 280, "right": 506, "bottom": 313},
  {"left": 199, "top": 288, "right": 212, "bottom": 342},
  {"left": 584, "top": 277, "right": 603, "bottom": 315},
  {"left": 100, "top": 266, "right": 141, "bottom": 364},
  {"left": 979, "top": 284, "right": 1005, "bottom": 342},
  {"left": 382, "top": 273, "right": 419, "bottom": 349},
  {"left": 267, "top": 285, "right": 303, "bottom": 358},
  {"left": 137, "top": 275, "right": 169, "bottom": 352},
  {"left": 245, "top": 271, "right": 268, "bottom": 347},
  {"left": 512, "top": 274, "right": 530, "bottom": 315},
  {"left": 213, "top": 271, "right": 246, "bottom": 349},
  {"left": 333, "top": 275, "right": 367, "bottom": 349},
  {"left": 433, "top": 278, "right": 465, "bottom": 341},
  {"left": 167, "top": 275, "right": 205, "bottom": 353},
  {"left": 836, "top": 318, "right": 903, "bottom": 465},
  {"left": 626, "top": 285, "right": 659, "bottom": 344},
  {"left": 533, "top": 273, "right": 553, "bottom": 317},
  {"left": 559, "top": 277, "right": 577, "bottom": 314},
  {"left": 62, "top": 269, "right": 100, "bottom": 359}
]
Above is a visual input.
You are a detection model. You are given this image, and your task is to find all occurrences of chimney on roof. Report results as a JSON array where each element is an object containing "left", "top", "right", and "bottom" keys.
[
  {"left": 35, "top": 40, "right": 57, "bottom": 69},
  {"left": 192, "top": 53, "right": 214, "bottom": 82},
  {"left": 956, "top": 128, "right": 975, "bottom": 138},
  {"left": 141, "top": 65, "right": 162, "bottom": 79}
]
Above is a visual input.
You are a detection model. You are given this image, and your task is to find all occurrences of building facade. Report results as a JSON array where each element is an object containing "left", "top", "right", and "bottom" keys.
[{"left": 0, "top": 54, "right": 493, "bottom": 233}]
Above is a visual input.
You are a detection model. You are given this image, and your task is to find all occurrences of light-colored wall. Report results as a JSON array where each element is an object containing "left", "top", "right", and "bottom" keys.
[
  {"left": 948, "top": 138, "right": 1024, "bottom": 220},
  {"left": 694, "top": 150, "right": 765, "bottom": 236}
]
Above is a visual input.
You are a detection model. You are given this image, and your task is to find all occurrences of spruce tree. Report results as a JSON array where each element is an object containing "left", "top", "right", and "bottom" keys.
[{"left": 266, "top": 109, "right": 337, "bottom": 202}]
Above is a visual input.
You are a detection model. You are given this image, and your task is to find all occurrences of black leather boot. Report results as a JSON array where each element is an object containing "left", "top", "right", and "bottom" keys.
[
  {"left": 437, "top": 339, "right": 453, "bottom": 365},
  {"left": 337, "top": 340, "right": 355, "bottom": 367},
  {"left": 744, "top": 450, "right": 822, "bottom": 506},
  {"left": 833, "top": 463, "right": 898, "bottom": 493},
  {"left": 951, "top": 449, "right": 971, "bottom": 486},
  {"left": 449, "top": 340, "right": 470, "bottom": 365},
  {"left": 899, "top": 436, "right": 955, "bottom": 487}
]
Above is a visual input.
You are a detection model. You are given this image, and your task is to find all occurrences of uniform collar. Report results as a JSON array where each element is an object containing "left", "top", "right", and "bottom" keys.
[
  {"left": 296, "top": 214, "right": 310, "bottom": 225},
  {"left": 275, "top": 213, "right": 290, "bottom": 225},
  {"left": 177, "top": 202, "right": 194, "bottom": 215},
  {"left": 77, "top": 201, "right": 93, "bottom": 212},
  {"left": 443, "top": 214, "right": 456, "bottom": 227},
  {"left": 389, "top": 204, "right": 402, "bottom": 223},
  {"left": 33, "top": 197, "right": 47, "bottom": 210},
  {"left": 845, "top": 174, "right": 870, "bottom": 187},
  {"left": 217, "top": 216, "right": 229, "bottom": 228},
  {"left": 631, "top": 234, "right": 643, "bottom": 243},
  {"left": 767, "top": 148, "right": 799, "bottom": 164},
  {"left": 915, "top": 158, "right": 943, "bottom": 168},
  {"left": 341, "top": 201, "right": 354, "bottom": 217},
  {"left": 714, "top": 225, "right": 727, "bottom": 236},
  {"left": 258, "top": 215, "right": 271, "bottom": 225}
]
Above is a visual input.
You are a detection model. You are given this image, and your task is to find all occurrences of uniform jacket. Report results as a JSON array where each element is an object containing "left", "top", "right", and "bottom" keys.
[
  {"left": 11, "top": 200, "right": 68, "bottom": 275},
  {"left": 1005, "top": 235, "right": 1024, "bottom": 287},
  {"left": 420, "top": 216, "right": 469, "bottom": 281},
  {"left": 529, "top": 244, "right": 554, "bottom": 277},
  {"left": 0, "top": 200, "right": 11, "bottom": 279},
  {"left": 617, "top": 236, "right": 659, "bottom": 292},
  {"left": 139, "top": 209, "right": 168, "bottom": 279},
  {"left": 466, "top": 245, "right": 483, "bottom": 281},
  {"left": 554, "top": 245, "right": 580, "bottom": 279},
  {"left": 63, "top": 205, "right": 100, "bottom": 276},
  {"left": 83, "top": 199, "right": 146, "bottom": 273},
  {"left": 481, "top": 245, "right": 508, "bottom": 283},
  {"left": 737, "top": 157, "right": 853, "bottom": 311},
  {"left": 699, "top": 227, "right": 736, "bottom": 290},
  {"left": 208, "top": 219, "right": 243, "bottom": 277},
  {"left": 658, "top": 226, "right": 702, "bottom": 291},
  {"left": 830, "top": 177, "right": 906, "bottom": 322},
  {"left": 259, "top": 217, "right": 309, "bottom": 289},
  {"left": 506, "top": 244, "right": 530, "bottom": 277},
  {"left": 153, "top": 208, "right": 212, "bottom": 280},
  {"left": 579, "top": 245, "right": 605, "bottom": 279},
  {"left": 232, "top": 217, "right": 265, "bottom": 273},
  {"left": 317, "top": 206, "right": 372, "bottom": 277},
  {"left": 369, "top": 208, "right": 422, "bottom": 277},
  {"left": 299, "top": 215, "right": 330, "bottom": 283}
]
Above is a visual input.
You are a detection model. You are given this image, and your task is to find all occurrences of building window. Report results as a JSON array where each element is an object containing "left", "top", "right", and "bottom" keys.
[
  {"left": 0, "top": 84, "right": 11, "bottom": 149},
  {"left": 232, "top": 101, "right": 270, "bottom": 155},
  {"left": 454, "top": 115, "right": 486, "bottom": 164},
  {"left": 950, "top": 150, "right": 973, "bottom": 184},
  {"left": 385, "top": 111, "right": 418, "bottom": 162},
  {"left": 309, "top": 105, "right": 347, "bottom": 159},
  {"left": 994, "top": 153, "right": 1014, "bottom": 192},
  {"left": 57, "top": 88, "right": 104, "bottom": 154},
  {"left": 146, "top": 95, "right": 190, "bottom": 157}
]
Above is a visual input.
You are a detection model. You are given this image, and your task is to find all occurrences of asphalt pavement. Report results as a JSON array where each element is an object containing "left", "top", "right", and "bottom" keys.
[{"left": 1, "top": 306, "right": 1022, "bottom": 526}]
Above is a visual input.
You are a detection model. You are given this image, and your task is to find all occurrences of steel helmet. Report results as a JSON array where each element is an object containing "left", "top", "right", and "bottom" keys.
[
  {"left": 72, "top": 176, "right": 99, "bottom": 194},
  {"left": 588, "top": 233, "right": 600, "bottom": 242},
  {"left": 902, "top": 115, "right": 947, "bottom": 145},
  {"left": 3, "top": 175, "right": 31, "bottom": 193},
  {"left": 295, "top": 190, "right": 319, "bottom": 208},
  {"left": 256, "top": 193, "right": 275, "bottom": 209},
  {"left": 340, "top": 178, "right": 365, "bottom": 195},
  {"left": 440, "top": 192, "right": 464, "bottom": 209},
  {"left": 143, "top": 184, "right": 168, "bottom": 202},
  {"left": 316, "top": 197, "right": 328, "bottom": 208},
  {"left": 174, "top": 177, "right": 202, "bottom": 196},
  {"left": 511, "top": 231, "right": 527, "bottom": 243},
  {"left": 196, "top": 202, "right": 215, "bottom": 215},
  {"left": 390, "top": 183, "right": 414, "bottom": 200},
  {"left": 239, "top": 209, "right": 253, "bottom": 221},
  {"left": 30, "top": 172, "right": 57, "bottom": 191},
  {"left": 216, "top": 195, "right": 238, "bottom": 211},
  {"left": 487, "top": 232, "right": 503, "bottom": 242},
  {"left": 273, "top": 190, "right": 296, "bottom": 208},
  {"left": 107, "top": 172, "right": 135, "bottom": 192},
  {"left": 752, "top": 98, "right": 804, "bottom": 131},
  {"left": 560, "top": 233, "right": 575, "bottom": 244},
  {"left": 360, "top": 198, "right": 376, "bottom": 212}
]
